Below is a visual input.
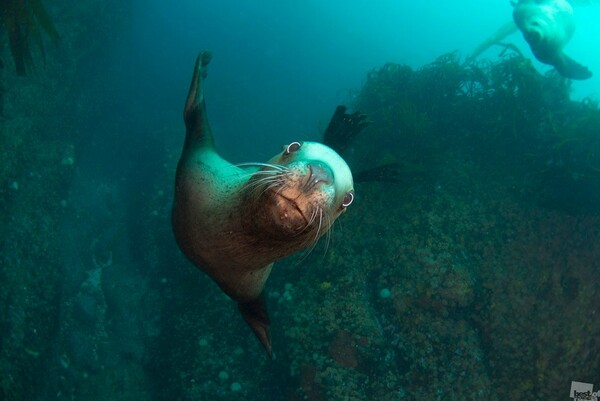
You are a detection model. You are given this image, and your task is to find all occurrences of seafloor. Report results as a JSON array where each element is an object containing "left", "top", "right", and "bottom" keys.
[{"left": 1, "top": 1, "right": 599, "bottom": 401}]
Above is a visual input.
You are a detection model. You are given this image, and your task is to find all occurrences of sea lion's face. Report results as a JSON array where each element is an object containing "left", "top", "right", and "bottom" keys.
[{"left": 247, "top": 141, "right": 354, "bottom": 239}]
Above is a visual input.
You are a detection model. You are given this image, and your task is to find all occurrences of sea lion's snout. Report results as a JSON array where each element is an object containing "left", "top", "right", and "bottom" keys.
[
  {"left": 253, "top": 161, "right": 335, "bottom": 237},
  {"left": 303, "top": 162, "right": 333, "bottom": 192}
]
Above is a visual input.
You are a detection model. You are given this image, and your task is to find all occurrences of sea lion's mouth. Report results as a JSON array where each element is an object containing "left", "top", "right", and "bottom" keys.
[{"left": 274, "top": 192, "right": 309, "bottom": 226}]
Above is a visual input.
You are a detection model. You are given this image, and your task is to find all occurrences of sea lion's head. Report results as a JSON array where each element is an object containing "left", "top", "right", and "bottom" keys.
[
  {"left": 512, "top": 0, "right": 575, "bottom": 56},
  {"left": 245, "top": 141, "right": 354, "bottom": 241}
]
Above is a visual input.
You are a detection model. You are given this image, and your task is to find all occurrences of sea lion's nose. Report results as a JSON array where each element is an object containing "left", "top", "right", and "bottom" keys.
[{"left": 304, "top": 162, "right": 333, "bottom": 191}]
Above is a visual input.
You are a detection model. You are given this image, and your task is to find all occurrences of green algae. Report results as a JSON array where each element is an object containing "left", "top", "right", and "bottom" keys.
[{"left": 349, "top": 51, "right": 600, "bottom": 214}]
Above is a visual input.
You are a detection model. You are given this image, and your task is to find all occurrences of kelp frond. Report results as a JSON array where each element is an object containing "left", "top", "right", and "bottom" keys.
[{"left": 0, "top": 0, "right": 59, "bottom": 75}]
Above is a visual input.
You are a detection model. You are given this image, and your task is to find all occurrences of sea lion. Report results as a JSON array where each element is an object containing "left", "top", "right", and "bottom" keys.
[
  {"left": 172, "top": 51, "right": 355, "bottom": 357},
  {"left": 512, "top": 0, "right": 592, "bottom": 79}
]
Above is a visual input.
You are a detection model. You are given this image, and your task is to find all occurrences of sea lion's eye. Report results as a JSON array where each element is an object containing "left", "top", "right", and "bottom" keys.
[
  {"left": 284, "top": 141, "right": 302, "bottom": 155},
  {"left": 341, "top": 191, "right": 354, "bottom": 208}
]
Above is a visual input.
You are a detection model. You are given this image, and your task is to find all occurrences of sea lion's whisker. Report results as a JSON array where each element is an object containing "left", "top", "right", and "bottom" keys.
[
  {"left": 248, "top": 174, "right": 279, "bottom": 185},
  {"left": 262, "top": 181, "right": 284, "bottom": 196},
  {"left": 239, "top": 169, "right": 280, "bottom": 179},
  {"left": 310, "top": 209, "right": 325, "bottom": 254},
  {"left": 274, "top": 181, "right": 289, "bottom": 196},
  {"left": 317, "top": 209, "right": 324, "bottom": 243},
  {"left": 307, "top": 208, "right": 324, "bottom": 251},
  {"left": 245, "top": 179, "right": 275, "bottom": 193},
  {"left": 236, "top": 162, "right": 288, "bottom": 172},
  {"left": 244, "top": 174, "right": 281, "bottom": 192},
  {"left": 243, "top": 169, "right": 289, "bottom": 195},
  {"left": 295, "top": 208, "right": 318, "bottom": 236},
  {"left": 307, "top": 208, "right": 318, "bottom": 227},
  {"left": 251, "top": 177, "right": 286, "bottom": 197},
  {"left": 322, "top": 212, "right": 333, "bottom": 256},
  {"left": 296, "top": 208, "right": 324, "bottom": 261},
  {"left": 238, "top": 164, "right": 287, "bottom": 186}
]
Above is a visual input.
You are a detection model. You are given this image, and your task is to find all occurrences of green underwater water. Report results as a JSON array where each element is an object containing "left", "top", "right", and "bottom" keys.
[{"left": 1, "top": 1, "right": 600, "bottom": 400}]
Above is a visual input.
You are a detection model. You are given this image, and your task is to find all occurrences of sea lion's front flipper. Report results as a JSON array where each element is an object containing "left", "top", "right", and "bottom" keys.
[
  {"left": 468, "top": 20, "right": 518, "bottom": 61},
  {"left": 553, "top": 52, "right": 592, "bottom": 80},
  {"left": 183, "top": 51, "right": 215, "bottom": 148},
  {"left": 238, "top": 293, "right": 272, "bottom": 358},
  {"left": 323, "top": 105, "right": 370, "bottom": 153}
]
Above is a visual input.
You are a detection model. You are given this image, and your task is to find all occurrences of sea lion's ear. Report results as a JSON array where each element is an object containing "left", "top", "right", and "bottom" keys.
[
  {"left": 238, "top": 293, "right": 272, "bottom": 358},
  {"left": 554, "top": 53, "right": 592, "bottom": 80}
]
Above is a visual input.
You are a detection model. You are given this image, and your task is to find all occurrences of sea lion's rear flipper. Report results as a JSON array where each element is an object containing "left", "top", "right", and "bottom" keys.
[
  {"left": 323, "top": 105, "right": 370, "bottom": 153},
  {"left": 553, "top": 52, "right": 592, "bottom": 80},
  {"left": 238, "top": 294, "right": 272, "bottom": 358},
  {"left": 183, "top": 51, "right": 215, "bottom": 148}
]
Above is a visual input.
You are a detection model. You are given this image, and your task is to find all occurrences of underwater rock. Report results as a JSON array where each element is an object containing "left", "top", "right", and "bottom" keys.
[
  {"left": 66, "top": 331, "right": 101, "bottom": 373},
  {"left": 328, "top": 330, "right": 358, "bottom": 369},
  {"left": 73, "top": 293, "right": 100, "bottom": 326}
]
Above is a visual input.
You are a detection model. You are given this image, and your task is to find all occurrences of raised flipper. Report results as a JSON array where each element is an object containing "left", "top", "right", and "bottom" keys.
[
  {"left": 552, "top": 52, "right": 592, "bottom": 80},
  {"left": 468, "top": 21, "right": 519, "bottom": 62},
  {"left": 322, "top": 106, "right": 405, "bottom": 184},
  {"left": 183, "top": 51, "right": 215, "bottom": 149},
  {"left": 238, "top": 294, "right": 272, "bottom": 358},
  {"left": 323, "top": 105, "right": 370, "bottom": 153}
]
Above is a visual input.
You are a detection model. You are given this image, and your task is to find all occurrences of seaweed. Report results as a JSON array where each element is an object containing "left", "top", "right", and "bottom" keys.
[
  {"left": 352, "top": 50, "right": 600, "bottom": 213},
  {"left": 0, "top": 0, "right": 59, "bottom": 75}
]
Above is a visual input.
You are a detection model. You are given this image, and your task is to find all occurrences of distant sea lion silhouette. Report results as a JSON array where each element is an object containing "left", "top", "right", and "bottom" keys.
[
  {"left": 512, "top": 0, "right": 592, "bottom": 79},
  {"left": 171, "top": 51, "right": 355, "bottom": 357}
]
